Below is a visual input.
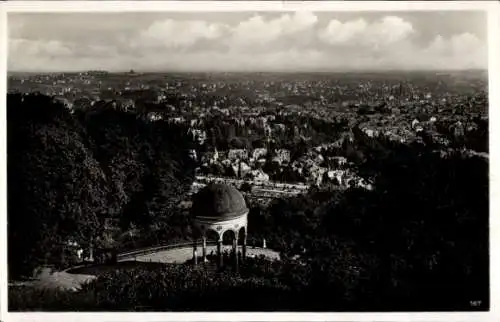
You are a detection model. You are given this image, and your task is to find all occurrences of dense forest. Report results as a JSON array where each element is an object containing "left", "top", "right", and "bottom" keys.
[
  {"left": 8, "top": 93, "right": 489, "bottom": 311},
  {"left": 7, "top": 93, "right": 196, "bottom": 278}
]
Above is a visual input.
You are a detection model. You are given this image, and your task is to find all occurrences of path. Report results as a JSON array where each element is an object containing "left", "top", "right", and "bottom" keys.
[
  {"left": 15, "top": 246, "right": 279, "bottom": 292},
  {"left": 123, "top": 245, "right": 280, "bottom": 263}
]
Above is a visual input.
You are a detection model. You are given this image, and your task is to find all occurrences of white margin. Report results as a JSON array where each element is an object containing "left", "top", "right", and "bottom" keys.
[
  {"left": 0, "top": 1, "right": 498, "bottom": 322},
  {"left": 0, "top": 1, "right": 7, "bottom": 322},
  {"left": 488, "top": 3, "right": 500, "bottom": 321},
  {"left": 1, "top": 1, "right": 499, "bottom": 12}
]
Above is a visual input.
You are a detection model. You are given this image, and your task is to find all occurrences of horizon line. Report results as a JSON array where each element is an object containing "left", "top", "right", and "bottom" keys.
[{"left": 8, "top": 68, "right": 488, "bottom": 74}]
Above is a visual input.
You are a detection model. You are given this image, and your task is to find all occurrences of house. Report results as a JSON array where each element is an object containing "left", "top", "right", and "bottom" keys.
[
  {"left": 363, "top": 128, "right": 377, "bottom": 137},
  {"left": 247, "top": 169, "right": 270, "bottom": 182},
  {"left": 188, "top": 149, "right": 198, "bottom": 162},
  {"left": 273, "top": 123, "right": 286, "bottom": 133},
  {"left": 147, "top": 112, "right": 163, "bottom": 122},
  {"left": 228, "top": 149, "right": 248, "bottom": 161},
  {"left": 329, "top": 156, "right": 348, "bottom": 168},
  {"left": 169, "top": 116, "right": 185, "bottom": 124},
  {"left": 273, "top": 149, "right": 291, "bottom": 165},
  {"left": 327, "top": 170, "right": 344, "bottom": 186},
  {"left": 252, "top": 148, "right": 268, "bottom": 160}
]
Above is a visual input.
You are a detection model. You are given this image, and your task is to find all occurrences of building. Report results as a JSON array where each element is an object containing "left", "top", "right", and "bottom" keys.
[
  {"left": 228, "top": 149, "right": 248, "bottom": 161},
  {"left": 191, "top": 184, "right": 249, "bottom": 272}
]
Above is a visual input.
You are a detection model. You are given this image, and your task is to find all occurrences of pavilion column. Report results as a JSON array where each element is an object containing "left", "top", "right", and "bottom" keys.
[
  {"left": 242, "top": 232, "right": 247, "bottom": 260},
  {"left": 233, "top": 232, "right": 239, "bottom": 273},
  {"left": 192, "top": 239, "right": 198, "bottom": 265},
  {"left": 202, "top": 235, "right": 207, "bottom": 263},
  {"left": 89, "top": 236, "right": 94, "bottom": 262},
  {"left": 217, "top": 237, "right": 223, "bottom": 268}
]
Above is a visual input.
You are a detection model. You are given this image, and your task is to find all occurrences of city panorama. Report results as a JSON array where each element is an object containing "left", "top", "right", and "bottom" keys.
[{"left": 6, "top": 8, "right": 490, "bottom": 312}]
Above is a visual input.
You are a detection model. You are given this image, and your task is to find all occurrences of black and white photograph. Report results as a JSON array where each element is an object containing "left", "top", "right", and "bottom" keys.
[{"left": 1, "top": 0, "right": 497, "bottom": 317}]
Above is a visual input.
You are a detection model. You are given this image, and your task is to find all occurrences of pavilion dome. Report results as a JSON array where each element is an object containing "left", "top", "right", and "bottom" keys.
[{"left": 191, "top": 183, "right": 249, "bottom": 220}]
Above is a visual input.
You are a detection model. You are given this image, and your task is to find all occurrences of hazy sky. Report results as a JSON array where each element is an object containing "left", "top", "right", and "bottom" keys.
[{"left": 8, "top": 11, "right": 488, "bottom": 72}]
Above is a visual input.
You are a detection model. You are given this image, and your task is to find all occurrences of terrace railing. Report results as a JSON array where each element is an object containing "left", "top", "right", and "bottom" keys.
[{"left": 116, "top": 240, "right": 218, "bottom": 261}]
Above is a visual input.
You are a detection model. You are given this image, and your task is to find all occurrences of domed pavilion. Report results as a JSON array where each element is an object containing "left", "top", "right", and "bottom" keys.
[{"left": 191, "top": 183, "right": 249, "bottom": 271}]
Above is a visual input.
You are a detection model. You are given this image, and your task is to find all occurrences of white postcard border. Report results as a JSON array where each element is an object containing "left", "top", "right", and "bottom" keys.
[{"left": 0, "top": 1, "right": 498, "bottom": 322}]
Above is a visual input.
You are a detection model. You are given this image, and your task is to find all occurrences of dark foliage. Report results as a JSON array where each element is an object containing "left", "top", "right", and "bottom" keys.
[
  {"left": 7, "top": 93, "right": 196, "bottom": 278},
  {"left": 245, "top": 136, "right": 488, "bottom": 310},
  {"left": 7, "top": 92, "right": 488, "bottom": 311}
]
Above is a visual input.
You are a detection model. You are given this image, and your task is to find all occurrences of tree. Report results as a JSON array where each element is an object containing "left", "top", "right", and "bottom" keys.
[
  {"left": 8, "top": 94, "right": 109, "bottom": 277},
  {"left": 7, "top": 93, "right": 197, "bottom": 277}
]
